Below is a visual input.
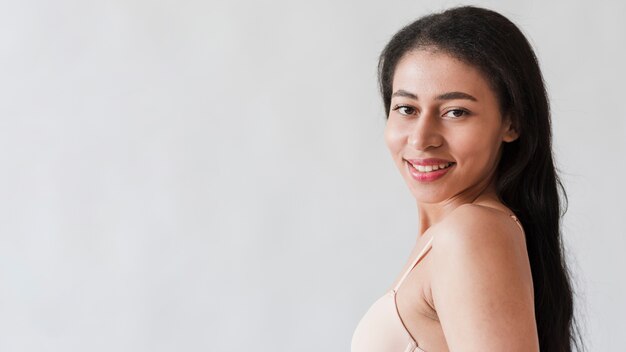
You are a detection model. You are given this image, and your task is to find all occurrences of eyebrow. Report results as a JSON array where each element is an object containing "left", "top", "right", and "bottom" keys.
[
  {"left": 391, "top": 89, "right": 418, "bottom": 99},
  {"left": 391, "top": 90, "right": 478, "bottom": 102}
]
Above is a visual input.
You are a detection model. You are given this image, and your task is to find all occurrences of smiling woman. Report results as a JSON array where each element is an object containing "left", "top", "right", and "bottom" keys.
[
  {"left": 351, "top": 6, "right": 583, "bottom": 352},
  {"left": 386, "top": 50, "right": 518, "bottom": 204}
]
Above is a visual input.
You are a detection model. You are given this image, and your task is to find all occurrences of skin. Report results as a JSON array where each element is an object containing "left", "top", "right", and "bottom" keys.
[{"left": 384, "top": 49, "right": 539, "bottom": 351}]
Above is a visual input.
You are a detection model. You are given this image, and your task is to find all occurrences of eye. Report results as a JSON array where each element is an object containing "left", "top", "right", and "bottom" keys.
[
  {"left": 443, "top": 108, "right": 469, "bottom": 119},
  {"left": 392, "top": 105, "right": 416, "bottom": 116}
]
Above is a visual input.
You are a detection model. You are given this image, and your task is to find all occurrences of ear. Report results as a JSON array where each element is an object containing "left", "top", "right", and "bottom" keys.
[{"left": 502, "top": 115, "right": 519, "bottom": 143}]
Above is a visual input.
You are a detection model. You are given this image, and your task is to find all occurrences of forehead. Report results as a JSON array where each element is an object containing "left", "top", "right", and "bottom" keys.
[{"left": 392, "top": 49, "right": 495, "bottom": 101}]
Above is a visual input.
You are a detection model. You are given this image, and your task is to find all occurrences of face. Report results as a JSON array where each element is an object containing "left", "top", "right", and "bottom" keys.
[{"left": 384, "top": 49, "right": 518, "bottom": 205}]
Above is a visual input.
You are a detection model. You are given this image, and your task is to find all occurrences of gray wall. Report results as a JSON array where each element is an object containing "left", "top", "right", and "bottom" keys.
[{"left": 0, "top": 0, "right": 624, "bottom": 351}]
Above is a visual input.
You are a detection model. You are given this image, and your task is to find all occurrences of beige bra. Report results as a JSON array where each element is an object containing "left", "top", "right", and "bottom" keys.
[{"left": 351, "top": 214, "right": 524, "bottom": 352}]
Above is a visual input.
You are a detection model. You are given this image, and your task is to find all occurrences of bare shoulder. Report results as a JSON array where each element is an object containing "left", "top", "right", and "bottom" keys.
[
  {"left": 428, "top": 203, "right": 537, "bottom": 350},
  {"left": 429, "top": 203, "right": 532, "bottom": 291},
  {"left": 430, "top": 203, "right": 526, "bottom": 259}
]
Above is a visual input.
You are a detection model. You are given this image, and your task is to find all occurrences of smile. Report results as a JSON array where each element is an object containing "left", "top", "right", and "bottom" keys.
[
  {"left": 405, "top": 160, "right": 456, "bottom": 182},
  {"left": 409, "top": 162, "right": 454, "bottom": 173}
]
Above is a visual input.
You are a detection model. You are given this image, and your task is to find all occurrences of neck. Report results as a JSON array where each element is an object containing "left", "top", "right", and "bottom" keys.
[{"left": 415, "top": 179, "right": 501, "bottom": 237}]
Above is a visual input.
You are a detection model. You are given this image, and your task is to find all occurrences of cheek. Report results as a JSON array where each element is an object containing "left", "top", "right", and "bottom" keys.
[
  {"left": 452, "top": 128, "right": 502, "bottom": 168},
  {"left": 384, "top": 120, "right": 404, "bottom": 154}
]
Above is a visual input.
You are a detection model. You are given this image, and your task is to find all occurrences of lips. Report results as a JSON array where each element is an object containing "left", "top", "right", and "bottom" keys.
[
  {"left": 405, "top": 158, "right": 455, "bottom": 166},
  {"left": 404, "top": 158, "right": 456, "bottom": 170},
  {"left": 411, "top": 162, "right": 454, "bottom": 173},
  {"left": 404, "top": 158, "right": 456, "bottom": 182}
]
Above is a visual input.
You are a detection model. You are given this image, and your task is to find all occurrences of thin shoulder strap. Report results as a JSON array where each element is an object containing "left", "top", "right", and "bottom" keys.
[
  {"left": 393, "top": 236, "right": 435, "bottom": 292},
  {"left": 482, "top": 205, "right": 524, "bottom": 233},
  {"left": 510, "top": 214, "right": 525, "bottom": 235},
  {"left": 482, "top": 206, "right": 526, "bottom": 236}
]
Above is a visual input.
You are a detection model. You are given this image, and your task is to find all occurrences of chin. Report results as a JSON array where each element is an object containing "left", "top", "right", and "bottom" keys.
[{"left": 407, "top": 186, "right": 452, "bottom": 205}]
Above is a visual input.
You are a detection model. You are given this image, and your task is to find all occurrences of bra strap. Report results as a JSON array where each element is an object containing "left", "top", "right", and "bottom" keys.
[
  {"left": 393, "top": 236, "right": 435, "bottom": 292},
  {"left": 509, "top": 214, "right": 525, "bottom": 236}
]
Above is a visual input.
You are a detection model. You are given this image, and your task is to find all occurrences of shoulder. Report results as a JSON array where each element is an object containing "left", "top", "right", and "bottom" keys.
[
  {"left": 431, "top": 203, "right": 524, "bottom": 251},
  {"left": 428, "top": 204, "right": 537, "bottom": 350},
  {"left": 429, "top": 203, "right": 530, "bottom": 283}
]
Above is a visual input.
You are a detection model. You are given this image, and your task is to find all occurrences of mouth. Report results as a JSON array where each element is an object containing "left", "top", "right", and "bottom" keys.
[
  {"left": 404, "top": 158, "right": 456, "bottom": 172},
  {"left": 404, "top": 159, "right": 456, "bottom": 182}
]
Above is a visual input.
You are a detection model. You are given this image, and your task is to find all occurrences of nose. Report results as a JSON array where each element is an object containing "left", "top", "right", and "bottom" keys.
[{"left": 408, "top": 111, "right": 443, "bottom": 150}]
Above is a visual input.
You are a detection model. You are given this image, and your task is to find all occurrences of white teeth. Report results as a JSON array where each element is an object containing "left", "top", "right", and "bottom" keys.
[{"left": 411, "top": 162, "right": 453, "bottom": 173}]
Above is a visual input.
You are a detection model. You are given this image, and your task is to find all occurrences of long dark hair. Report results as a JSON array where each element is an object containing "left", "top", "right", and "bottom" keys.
[{"left": 378, "top": 6, "right": 583, "bottom": 352}]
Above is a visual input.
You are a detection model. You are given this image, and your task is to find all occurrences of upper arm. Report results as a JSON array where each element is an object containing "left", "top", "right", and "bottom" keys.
[{"left": 430, "top": 205, "right": 538, "bottom": 351}]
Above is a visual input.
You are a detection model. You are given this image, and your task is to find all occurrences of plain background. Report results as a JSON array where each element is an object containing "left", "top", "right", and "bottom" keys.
[{"left": 1, "top": 0, "right": 624, "bottom": 351}]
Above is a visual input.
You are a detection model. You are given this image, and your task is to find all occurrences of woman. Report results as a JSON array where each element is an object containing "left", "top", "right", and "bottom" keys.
[{"left": 351, "top": 6, "right": 582, "bottom": 352}]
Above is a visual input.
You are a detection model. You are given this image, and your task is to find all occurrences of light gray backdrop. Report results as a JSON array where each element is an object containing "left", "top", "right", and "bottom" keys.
[{"left": 1, "top": 0, "right": 624, "bottom": 351}]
